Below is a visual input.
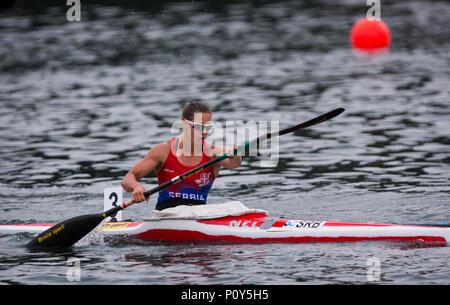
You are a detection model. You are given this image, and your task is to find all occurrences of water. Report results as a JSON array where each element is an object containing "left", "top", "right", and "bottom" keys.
[{"left": 0, "top": 0, "right": 449, "bottom": 285}]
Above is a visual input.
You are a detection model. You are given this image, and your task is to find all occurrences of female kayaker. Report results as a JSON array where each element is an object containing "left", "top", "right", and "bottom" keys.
[{"left": 121, "top": 101, "right": 242, "bottom": 210}]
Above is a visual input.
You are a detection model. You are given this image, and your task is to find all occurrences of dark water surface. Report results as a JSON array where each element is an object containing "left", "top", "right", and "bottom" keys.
[{"left": 0, "top": 0, "right": 449, "bottom": 285}]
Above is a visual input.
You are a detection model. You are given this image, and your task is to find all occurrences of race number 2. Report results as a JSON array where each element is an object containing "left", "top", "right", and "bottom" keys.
[{"left": 104, "top": 187, "right": 123, "bottom": 222}]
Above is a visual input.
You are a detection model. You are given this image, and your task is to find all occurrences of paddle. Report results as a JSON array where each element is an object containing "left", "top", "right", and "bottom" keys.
[{"left": 26, "top": 107, "right": 345, "bottom": 249}]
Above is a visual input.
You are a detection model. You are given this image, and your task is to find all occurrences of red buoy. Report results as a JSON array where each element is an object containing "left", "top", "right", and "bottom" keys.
[{"left": 350, "top": 17, "right": 391, "bottom": 52}]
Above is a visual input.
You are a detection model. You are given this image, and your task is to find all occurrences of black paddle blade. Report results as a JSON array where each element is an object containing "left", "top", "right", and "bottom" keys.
[{"left": 26, "top": 213, "right": 105, "bottom": 250}]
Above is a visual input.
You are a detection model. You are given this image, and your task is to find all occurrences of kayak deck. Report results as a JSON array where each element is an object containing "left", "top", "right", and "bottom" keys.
[{"left": 2, "top": 213, "right": 449, "bottom": 245}]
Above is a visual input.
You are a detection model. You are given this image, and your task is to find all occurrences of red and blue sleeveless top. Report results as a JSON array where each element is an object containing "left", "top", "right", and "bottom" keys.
[{"left": 156, "top": 137, "right": 216, "bottom": 210}]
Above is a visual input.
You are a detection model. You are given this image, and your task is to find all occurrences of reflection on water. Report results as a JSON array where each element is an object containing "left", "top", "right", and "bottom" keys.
[
  {"left": 123, "top": 249, "right": 228, "bottom": 283},
  {"left": 120, "top": 244, "right": 276, "bottom": 284},
  {"left": 0, "top": 0, "right": 449, "bottom": 284}
]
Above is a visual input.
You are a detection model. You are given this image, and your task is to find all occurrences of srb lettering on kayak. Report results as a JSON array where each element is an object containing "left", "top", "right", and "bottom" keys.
[{"left": 283, "top": 220, "right": 324, "bottom": 229}]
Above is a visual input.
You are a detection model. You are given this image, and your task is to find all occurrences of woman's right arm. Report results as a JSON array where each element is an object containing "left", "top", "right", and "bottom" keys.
[{"left": 121, "top": 142, "right": 170, "bottom": 203}]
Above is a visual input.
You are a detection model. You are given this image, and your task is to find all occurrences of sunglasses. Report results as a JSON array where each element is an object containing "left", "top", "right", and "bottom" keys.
[{"left": 185, "top": 119, "right": 214, "bottom": 132}]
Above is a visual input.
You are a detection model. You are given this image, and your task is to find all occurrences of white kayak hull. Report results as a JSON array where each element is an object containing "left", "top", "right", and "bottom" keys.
[{"left": 1, "top": 213, "right": 449, "bottom": 245}]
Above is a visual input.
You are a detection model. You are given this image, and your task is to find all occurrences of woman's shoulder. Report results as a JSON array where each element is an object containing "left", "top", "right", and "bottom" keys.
[{"left": 146, "top": 138, "right": 173, "bottom": 160}]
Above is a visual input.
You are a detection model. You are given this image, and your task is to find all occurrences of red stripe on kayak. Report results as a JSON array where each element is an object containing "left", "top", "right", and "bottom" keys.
[
  {"left": 133, "top": 229, "right": 447, "bottom": 244},
  {"left": 324, "top": 222, "right": 393, "bottom": 227},
  {"left": 323, "top": 222, "right": 445, "bottom": 228}
]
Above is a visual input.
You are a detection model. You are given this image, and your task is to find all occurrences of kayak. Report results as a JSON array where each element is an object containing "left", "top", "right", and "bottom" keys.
[
  {"left": 1, "top": 202, "right": 449, "bottom": 246},
  {"left": 22, "top": 109, "right": 349, "bottom": 250}
]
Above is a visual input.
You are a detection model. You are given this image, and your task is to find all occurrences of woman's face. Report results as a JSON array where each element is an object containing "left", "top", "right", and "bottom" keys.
[{"left": 183, "top": 112, "right": 213, "bottom": 141}]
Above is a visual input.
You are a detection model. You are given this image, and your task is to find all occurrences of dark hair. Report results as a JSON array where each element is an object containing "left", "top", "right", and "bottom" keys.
[{"left": 182, "top": 101, "right": 211, "bottom": 120}]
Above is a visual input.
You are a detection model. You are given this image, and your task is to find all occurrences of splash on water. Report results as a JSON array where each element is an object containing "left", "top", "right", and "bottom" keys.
[{"left": 74, "top": 219, "right": 107, "bottom": 248}]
